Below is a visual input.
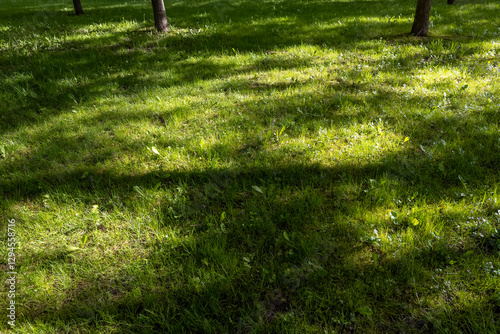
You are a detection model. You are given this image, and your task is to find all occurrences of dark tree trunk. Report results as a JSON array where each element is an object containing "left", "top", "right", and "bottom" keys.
[
  {"left": 72, "top": 0, "right": 84, "bottom": 15},
  {"left": 447, "top": 0, "right": 455, "bottom": 4},
  {"left": 151, "top": 0, "right": 169, "bottom": 32},
  {"left": 411, "top": 0, "right": 432, "bottom": 37}
]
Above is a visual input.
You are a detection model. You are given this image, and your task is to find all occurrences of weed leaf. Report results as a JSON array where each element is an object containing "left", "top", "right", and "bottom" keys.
[
  {"left": 358, "top": 306, "right": 373, "bottom": 316},
  {"left": 151, "top": 146, "right": 160, "bottom": 155},
  {"left": 252, "top": 185, "right": 264, "bottom": 194}
]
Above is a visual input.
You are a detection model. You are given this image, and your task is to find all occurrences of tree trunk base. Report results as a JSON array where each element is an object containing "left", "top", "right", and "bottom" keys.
[
  {"left": 72, "top": 0, "right": 84, "bottom": 15},
  {"left": 411, "top": 0, "right": 432, "bottom": 37},
  {"left": 151, "top": 0, "right": 169, "bottom": 32}
]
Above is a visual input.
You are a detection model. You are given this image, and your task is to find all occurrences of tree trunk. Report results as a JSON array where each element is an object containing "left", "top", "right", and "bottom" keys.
[
  {"left": 447, "top": 0, "right": 455, "bottom": 4},
  {"left": 411, "top": 0, "right": 432, "bottom": 37},
  {"left": 72, "top": 0, "right": 84, "bottom": 15},
  {"left": 151, "top": 0, "right": 169, "bottom": 32}
]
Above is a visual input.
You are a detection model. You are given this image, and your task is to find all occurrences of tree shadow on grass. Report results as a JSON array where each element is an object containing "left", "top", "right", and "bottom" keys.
[
  {"left": 1, "top": 0, "right": 499, "bottom": 332},
  {"left": 4, "top": 115, "right": 500, "bottom": 332},
  {"left": 13, "top": 157, "right": 500, "bottom": 332},
  {"left": 1, "top": 0, "right": 493, "bottom": 135},
  {"left": 1, "top": 48, "right": 497, "bottom": 196},
  {"left": 2, "top": 63, "right": 498, "bottom": 329}
]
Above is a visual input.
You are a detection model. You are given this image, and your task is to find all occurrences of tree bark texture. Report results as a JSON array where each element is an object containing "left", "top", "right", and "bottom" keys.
[
  {"left": 411, "top": 0, "right": 432, "bottom": 37},
  {"left": 72, "top": 0, "right": 84, "bottom": 15},
  {"left": 151, "top": 0, "right": 169, "bottom": 32}
]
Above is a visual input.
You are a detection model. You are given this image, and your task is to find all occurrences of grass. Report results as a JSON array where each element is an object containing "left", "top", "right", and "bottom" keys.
[{"left": 1, "top": 0, "right": 500, "bottom": 332}]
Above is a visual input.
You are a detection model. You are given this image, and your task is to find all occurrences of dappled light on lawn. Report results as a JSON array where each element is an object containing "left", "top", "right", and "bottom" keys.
[{"left": 0, "top": 0, "right": 499, "bottom": 332}]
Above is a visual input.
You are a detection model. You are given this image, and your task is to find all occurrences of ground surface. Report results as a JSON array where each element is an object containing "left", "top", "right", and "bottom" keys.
[{"left": 1, "top": 0, "right": 500, "bottom": 332}]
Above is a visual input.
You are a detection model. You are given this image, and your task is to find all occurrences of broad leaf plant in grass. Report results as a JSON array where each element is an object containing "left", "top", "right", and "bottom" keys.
[{"left": 1, "top": 0, "right": 500, "bottom": 332}]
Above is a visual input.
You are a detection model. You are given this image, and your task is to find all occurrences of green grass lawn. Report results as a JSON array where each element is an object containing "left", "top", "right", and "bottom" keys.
[{"left": 1, "top": 0, "right": 500, "bottom": 332}]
